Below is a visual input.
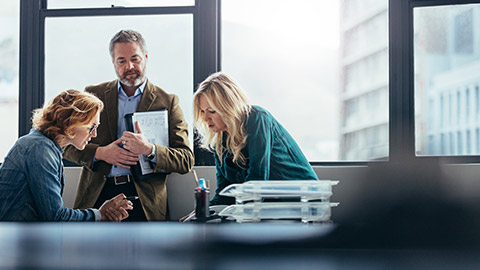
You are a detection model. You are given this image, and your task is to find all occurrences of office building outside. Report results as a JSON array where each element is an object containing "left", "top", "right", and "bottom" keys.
[
  {"left": 340, "top": 0, "right": 389, "bottom": 160},
  {"left": 415, "top": 4, "right": 480, "bottom": 156}
]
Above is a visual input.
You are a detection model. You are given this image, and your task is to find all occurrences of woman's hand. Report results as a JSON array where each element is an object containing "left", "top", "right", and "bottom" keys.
[
  {"left": 99, "top": 193, "right": 134, "bottom": 222},
  {"left": 95, "top": 138, "right": 140, "bottom": 169}
]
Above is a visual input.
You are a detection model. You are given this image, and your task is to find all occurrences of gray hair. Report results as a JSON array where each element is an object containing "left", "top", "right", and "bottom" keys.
[{"left": 109, "top": 29, "right": 147, "bottom": 58}]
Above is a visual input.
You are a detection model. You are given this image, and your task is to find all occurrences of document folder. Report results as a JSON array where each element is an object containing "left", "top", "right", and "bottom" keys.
[{"left": 125, "top": 110, "right": 169, "bottom": 181}]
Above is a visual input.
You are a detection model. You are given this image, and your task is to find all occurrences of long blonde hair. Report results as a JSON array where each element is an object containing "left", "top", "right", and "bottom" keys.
[
  {"left": 193, "top": 72, "right": 251, "bottom": 165},
  {"left": 32, "top": 89, "right": 104, "bottom": 142}
]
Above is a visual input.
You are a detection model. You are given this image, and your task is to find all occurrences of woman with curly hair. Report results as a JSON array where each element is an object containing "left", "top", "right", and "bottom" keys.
[
  {"left": 0, "top": 89, "right": 133, "bottom": 221},
  {"left": 193, "top": 72, "right": 318, "bottom": 206}
]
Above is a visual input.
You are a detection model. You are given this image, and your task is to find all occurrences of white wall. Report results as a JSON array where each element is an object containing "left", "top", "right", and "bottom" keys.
[
  {"left": 63, "top": 164, "right": 480, "bottom": 221},
  {"left": 62, "top": 165, "right": 374, "bottom": 221},
  {"left": 63, "top": 166, "right": 218, "bottom": 221}
]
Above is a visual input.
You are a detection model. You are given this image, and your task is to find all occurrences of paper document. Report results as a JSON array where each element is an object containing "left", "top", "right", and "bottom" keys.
[{"left": 131, "top": 110, "right": 169, "bottom": 175}]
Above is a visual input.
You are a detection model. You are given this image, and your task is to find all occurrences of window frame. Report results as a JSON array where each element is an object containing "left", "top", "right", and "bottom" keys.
[
  {"left": 18, "top": 0, "right": 480, "bottom": 167},
  {"left": 408, "top": 0, "right": 480, "bottom": 163},
  {"left": 19, "top": 0, "right": 219, "bottom": 166}
]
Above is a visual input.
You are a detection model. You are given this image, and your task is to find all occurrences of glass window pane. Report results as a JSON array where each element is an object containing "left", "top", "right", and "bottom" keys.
[
  {"left": 0, "top": 1, "right": 19, "bottom": 162},
  {"left": 47, "top": 0, "right": 194, "bottom": 9},
  {"left": 45, "top": 15, "right": 194, "bottom": 146},
  {"left": 221, "top": 0, "right": 389, "bottom": 161},
  {"left": 414, "top": 4, "right": 480, "bottom": 156}
]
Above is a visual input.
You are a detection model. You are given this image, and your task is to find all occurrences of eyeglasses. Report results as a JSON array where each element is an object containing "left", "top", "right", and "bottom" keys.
[{"left": 89, "top": 123, "right": 99, "bottom": 134}]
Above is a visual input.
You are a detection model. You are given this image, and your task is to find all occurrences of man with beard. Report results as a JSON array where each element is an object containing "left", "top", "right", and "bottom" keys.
[{"left": 63, "top": 30, "right": 194, "bottom": 221}]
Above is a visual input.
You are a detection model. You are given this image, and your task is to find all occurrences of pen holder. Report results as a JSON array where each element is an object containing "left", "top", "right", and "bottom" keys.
[{"left": 195, "top": 188, "right": 210, "bottom": 219}]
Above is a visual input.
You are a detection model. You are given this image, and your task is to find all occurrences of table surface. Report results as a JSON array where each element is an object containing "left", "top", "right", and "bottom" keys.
[{"left": 1, "top": 222, "right": 480, "bottom": 270}]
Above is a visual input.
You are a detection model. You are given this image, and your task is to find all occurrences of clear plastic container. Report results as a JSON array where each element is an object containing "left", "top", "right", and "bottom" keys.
[
  {"left": 218, "top": 202, "right": 339, "bottom": 223},
  {"left": 219, "top": 180, "right": 339, "bottom": 203}
]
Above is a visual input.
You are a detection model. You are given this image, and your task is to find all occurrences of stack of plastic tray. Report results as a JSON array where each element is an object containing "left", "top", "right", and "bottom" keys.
[{"left": 218, "top": 180, "right": 339, "bottom": 223}]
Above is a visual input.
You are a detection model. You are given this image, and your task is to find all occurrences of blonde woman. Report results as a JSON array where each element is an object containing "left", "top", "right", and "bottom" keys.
[
  {"left": 0, "top": 90, "right": 133, "bottom": 221},
  {"left": 194, "top": 72, "right": 318, "bottom": 206}
]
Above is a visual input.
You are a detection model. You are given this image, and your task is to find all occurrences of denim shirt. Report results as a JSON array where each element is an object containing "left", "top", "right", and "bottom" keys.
[
  {"left": 210, "top": 105, "right": 319, "bottom": 205},
  {"left": 0, "top": 129, "right": 99, "bottom": 221}
]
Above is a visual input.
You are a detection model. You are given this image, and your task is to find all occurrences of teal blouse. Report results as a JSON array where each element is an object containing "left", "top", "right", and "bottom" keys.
[{"left": 211, "top": 105, "right": 318, "bottom": 205}]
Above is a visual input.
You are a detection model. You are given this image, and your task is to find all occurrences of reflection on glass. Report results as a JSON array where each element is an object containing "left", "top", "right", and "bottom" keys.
[
  {"left": 0, "top": 1, "right": 19, "bottom": 162},
  {"left": 45, "top": 15, "right": 194, "bottom": 147},
  {"left": 221, "top": 0, "right": 389, "bottom": 161},
  {"left": 47, "top": 0, "right": 195, "bottom": 9},
  {"left": 414, "top": 4, "right": 480, "bottom": 156}
]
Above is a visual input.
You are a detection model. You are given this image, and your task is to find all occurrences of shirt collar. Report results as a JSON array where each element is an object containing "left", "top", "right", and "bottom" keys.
[{"left": 117, "top": 79, "right": 147, "bottom": 97}]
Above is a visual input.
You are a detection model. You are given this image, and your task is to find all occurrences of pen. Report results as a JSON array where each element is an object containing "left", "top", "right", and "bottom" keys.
[
  {"left": 192, "top": 170, "right": 199, "bottom": 187},
  {"left": 124, "top": 196, "right": 139, "bottom": 201}
]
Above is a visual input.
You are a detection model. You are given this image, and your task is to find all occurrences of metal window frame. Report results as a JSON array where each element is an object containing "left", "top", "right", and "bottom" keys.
[
  {"left": 19, "top": 0, "right": 218, "bottom": 166},
  {"left": 18, "top": 0, "right": 480, "bottom": 167},
  {"left": 393, "top": 0, "right": 480, "bottom": 165},
  {"left": 312, "top": 0, "right": 480, "bottom": 165}
]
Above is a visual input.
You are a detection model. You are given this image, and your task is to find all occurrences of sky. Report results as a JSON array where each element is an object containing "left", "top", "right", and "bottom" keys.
[
  {"left": 223, "top": 0, "right": 341, "bottom": 50},
  {"left": 0, "top": 0, "right": 345, "bottom": 161},
  {"left": 47, "top": 0, "right": 194, "bottom": 8}
]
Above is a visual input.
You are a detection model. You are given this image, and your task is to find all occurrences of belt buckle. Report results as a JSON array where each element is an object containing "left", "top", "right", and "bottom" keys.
[{"left": 114, "top": 175, "right": 131, "bottom": 185}]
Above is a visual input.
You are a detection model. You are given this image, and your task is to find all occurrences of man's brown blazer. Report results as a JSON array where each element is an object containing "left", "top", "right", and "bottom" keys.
[{"left": 63, "top": 79, "right": 194, "bottom": 220}]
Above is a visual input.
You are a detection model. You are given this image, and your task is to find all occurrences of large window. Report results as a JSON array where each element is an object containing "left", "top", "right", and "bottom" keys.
[
  {"left": 414, "top": 4, "right": 480, "bottom": 156},
  {"left": 221, "top": 0, "right": 389, "bottom": 161},
  {"left": 0, "top": 1, "right": 19, "bottom": 162},
  {"left": 47, "top": 0, "right": 195, "bottom": 9},
  {"left": 20, "top": 0, "right": 480, "bottom": 166},
  {"left": 44, "top": 15, "right": 194, "bottom": 145}
]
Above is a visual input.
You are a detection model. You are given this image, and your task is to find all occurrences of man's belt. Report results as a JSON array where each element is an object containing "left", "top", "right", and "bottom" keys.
[{"left": 105, "top": 175, "right": 132, "bottom": 185}]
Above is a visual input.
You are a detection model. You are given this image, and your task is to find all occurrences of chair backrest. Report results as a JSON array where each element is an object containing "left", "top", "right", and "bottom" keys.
[
  {"left": 166, "top": 167, "right": 217, "bottom": 221},
  {"left": 63, "top": 166, "right": 218, "bottom": 221}
]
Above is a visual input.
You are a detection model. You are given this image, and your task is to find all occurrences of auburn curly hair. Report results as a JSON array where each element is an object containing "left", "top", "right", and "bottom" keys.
[{"left": 31, "top": 89, "right": 104, "bottom": 141}]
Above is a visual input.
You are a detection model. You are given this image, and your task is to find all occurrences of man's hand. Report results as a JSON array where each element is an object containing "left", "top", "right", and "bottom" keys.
[
  {"left": 120, "top": 121, "right": 154, "bottom": 156},
  {"left": 99, "top": 193, "right": 134, "bottom": 222},
  {"left": 95, "top": 138, "right": 140, "bottom": 169}
]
